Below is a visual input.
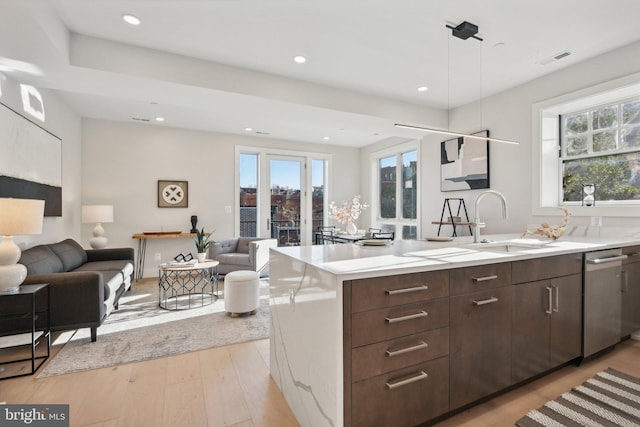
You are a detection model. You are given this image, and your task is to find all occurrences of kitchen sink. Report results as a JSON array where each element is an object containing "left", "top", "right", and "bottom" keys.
[{"left": 464, "top": 239, "right": 550, "bottom": 253}]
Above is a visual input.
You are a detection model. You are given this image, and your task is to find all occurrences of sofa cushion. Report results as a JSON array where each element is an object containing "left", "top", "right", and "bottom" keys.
[
  {"left": 237, "top": 238, "right": 251, "bottom": 254},
  {"left": 74, "top": 260, "right": 132, "bottom": 275},
  {"left": 19, "top": 245, "right": 64, "bottom": 275},
  {"left": 215, "top": 253, "right": 251, "bottom": 267},
  {"left": 48, "top": 239, "right": 88, "bottom": 272}
]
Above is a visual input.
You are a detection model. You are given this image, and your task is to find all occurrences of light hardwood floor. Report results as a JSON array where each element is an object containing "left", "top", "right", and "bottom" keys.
[{"left": 1, "top": 329, "right": 639, "bottom": 426}]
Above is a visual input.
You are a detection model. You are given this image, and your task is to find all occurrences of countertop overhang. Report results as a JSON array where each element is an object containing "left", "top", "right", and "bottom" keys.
[{"left": 271, "top": 228, "right": 640, "bottom": 281}]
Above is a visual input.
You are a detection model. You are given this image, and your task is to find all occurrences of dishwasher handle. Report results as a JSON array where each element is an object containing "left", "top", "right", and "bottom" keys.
[{"left": 586, "top": 254, "right": 628, "bottom": 264}]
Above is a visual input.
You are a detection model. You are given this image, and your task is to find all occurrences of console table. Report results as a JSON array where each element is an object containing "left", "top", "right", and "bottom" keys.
[
  {"left": 131, "top": 232, "right": 199, "bottom": 280},
  {"left": 158, "top": 260, "right": 219, "bottom": 310}
]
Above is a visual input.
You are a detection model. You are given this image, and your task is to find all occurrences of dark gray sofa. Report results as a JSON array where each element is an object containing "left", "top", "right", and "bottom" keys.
[{"left": 9, "top": 239, "right": 134, "bottom": 342}]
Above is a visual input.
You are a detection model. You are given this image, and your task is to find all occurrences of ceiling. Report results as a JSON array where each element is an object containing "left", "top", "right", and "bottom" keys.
[{"left": 1, "top": 0, "right": 640, "bottom": 147}]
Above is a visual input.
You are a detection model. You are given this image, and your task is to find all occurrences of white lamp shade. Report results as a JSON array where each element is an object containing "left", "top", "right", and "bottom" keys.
[
  {"left": 0, "top": 198, "right": 45, "bottom": 235},
  {"left": 82, "top": 205, "right": 114, "bottom": 224},
  {"left": 0, "top": 198, "right": 44, "bottom": 293}
]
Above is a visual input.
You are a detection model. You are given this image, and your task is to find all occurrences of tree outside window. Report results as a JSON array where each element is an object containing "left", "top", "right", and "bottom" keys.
[{"left": 561, "top": 97, "right": 640, "bottom": 203}]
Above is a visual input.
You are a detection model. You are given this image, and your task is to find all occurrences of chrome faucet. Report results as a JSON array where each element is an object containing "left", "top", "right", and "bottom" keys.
[{"left": 473, "top": 190, "right": 508, "bottom": 243}]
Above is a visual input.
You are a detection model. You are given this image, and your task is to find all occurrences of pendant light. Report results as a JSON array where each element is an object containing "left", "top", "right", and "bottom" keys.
[{"left": 395, "top": 21, "right": 519, "bottom": 145}]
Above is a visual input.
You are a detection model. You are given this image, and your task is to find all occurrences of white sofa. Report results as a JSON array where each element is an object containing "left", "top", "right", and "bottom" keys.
[{"left": 211, "top": 237, "right": 277, "bottom": 276}]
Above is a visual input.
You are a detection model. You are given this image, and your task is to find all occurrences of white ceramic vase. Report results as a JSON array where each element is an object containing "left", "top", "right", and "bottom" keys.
[{"left": 196, "top": 252, "right": 207, "bottom": 262}]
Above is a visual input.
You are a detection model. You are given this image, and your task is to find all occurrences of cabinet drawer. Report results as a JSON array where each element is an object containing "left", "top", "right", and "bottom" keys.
[
  {"left": 450, "top": 262, "right": 511, "bottom": 296},
  {"left": 351, "top": 270, "right": 449, "bottom": 313},
  {"left": 352, "top": 327, "right": 449, "bottom": 382},
  {"left": 512, "top": 253, "right": 582, "bottom": 284},
  {"left": 352, "top": 356, "right": 449, "bottom": 427},
  {"left": 351, "top": 299, "right": 449, "bottom": 348}
]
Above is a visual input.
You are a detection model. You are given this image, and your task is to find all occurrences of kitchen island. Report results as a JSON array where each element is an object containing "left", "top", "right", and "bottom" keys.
[{"left": 268, "top": 230, "right": 640, "bottom": 427}]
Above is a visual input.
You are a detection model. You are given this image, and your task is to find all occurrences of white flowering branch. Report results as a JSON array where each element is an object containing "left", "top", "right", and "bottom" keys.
[{"left": 328, "top": 195, "right": 368, "bottom": 225}]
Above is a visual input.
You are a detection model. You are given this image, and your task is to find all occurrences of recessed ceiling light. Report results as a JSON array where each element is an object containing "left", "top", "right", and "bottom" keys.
[
  {"left": 417, "top": 86, "right": 428, "bottom": 92},
  {"left": 155, "top": 117, "right": 164, "bottom": 122},
  {"left": 244, "top": 127, "right": 253, "bottom": 132},
  {"left": 293, "top": 55, "right": 307, "bottom": 64},
  {"left": 122, "top": 14, "right": 141, "bottom": 26},
  {"left": 323, "top": 136, "right": 330, "bottom": 140}
]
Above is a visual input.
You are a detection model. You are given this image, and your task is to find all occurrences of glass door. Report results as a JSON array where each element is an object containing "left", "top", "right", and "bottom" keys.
[{"left": 261, "top": 155, "right": 306, "bottom": 246}]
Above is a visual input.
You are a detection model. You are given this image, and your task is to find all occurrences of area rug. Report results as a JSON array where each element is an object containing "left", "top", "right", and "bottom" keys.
[
  {"left": 38, "top": 278, "right": 270, "bottom": 377},
  {"left": 516, "top": 368, "right": 640, "bottom": 426}
]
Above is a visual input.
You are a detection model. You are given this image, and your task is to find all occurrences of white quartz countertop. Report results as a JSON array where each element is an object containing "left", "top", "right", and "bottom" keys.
[{"left": 271, "top": 228, "right": 640, "bottom": 281}]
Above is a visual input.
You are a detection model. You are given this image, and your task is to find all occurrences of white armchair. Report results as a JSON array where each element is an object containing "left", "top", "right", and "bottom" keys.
[{"left": 211, "top": 237, "right": 277, "bottom": 276}]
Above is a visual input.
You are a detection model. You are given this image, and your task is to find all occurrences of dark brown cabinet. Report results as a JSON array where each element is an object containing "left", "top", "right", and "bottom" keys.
[
  {"left": 345, "top": 271, "right": 450, "bottom": 427},
  {"left": 622, "top": 246, "right": 640, "bottom": 337},
  {"left": 449, "top": 263, "right": 512, "bottom": 410},
  {"left": 511, "top": 274, "right": 582, "bottom": 383}
]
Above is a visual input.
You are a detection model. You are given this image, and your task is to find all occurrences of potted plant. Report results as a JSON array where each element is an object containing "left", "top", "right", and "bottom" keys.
[{"left": 194, "top": 227, "right": 213, "bottom": 262}]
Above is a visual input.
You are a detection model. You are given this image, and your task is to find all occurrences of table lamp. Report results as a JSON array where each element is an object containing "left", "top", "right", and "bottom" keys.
[
  {"left": 82, "top": 205, "right": 114, "bottom": 249},
  {"left": 0, "top": 198, "right": 45, "bottom": 294}
]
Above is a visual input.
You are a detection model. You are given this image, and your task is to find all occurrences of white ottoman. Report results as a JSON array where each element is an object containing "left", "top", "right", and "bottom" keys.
[{"left": 224, "top": 270, "right": 260, "bottom": 317}]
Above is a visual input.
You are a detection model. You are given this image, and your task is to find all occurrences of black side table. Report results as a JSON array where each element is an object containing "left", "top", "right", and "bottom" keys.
[{"left": 0, "top": 284, "right": 50, "bottom": 379}]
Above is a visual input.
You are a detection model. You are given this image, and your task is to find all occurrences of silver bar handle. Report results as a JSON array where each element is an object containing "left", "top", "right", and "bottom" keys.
[
  {"left": 472, "top": 275, "right": 498, "bottom": 282},
  {"left": 385, "top": 371, "right": 428, "bottom": 390},
  {"left": 472, "top": 297, "right": 498, "bottom": 306},
  {"left": 587, "top": 254, "right": 628, "bottom": 264},
  {"left": 626, "top": 252, "right": 640, "bottom": 258},
  {"left": 386, "top": 341, "right": 428, "bottom": 357},
  {"left": 267, "top": 218, "right": 270, "bottom": 231},
  {"left": 386, "top": 285, "right": 428, "bottom": 295},
  {"left": 385, "top": 310, "right": 428, "bottom": 324},
  {"left": 553, "top": 285, "right": 559, "bottom": 313},
  {"left": 622, "top": 270, "right": 629, "bottom": 292},
  {"left": 545, "top": 286, "right": 552, "bottom": 314}
]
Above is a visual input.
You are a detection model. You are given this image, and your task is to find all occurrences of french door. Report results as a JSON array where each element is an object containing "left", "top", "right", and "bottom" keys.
[{"left": 260, "top": 155, "right": 306, "bottom": 246}]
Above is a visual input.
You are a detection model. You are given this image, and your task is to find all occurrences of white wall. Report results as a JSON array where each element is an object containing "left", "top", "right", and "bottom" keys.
[
  {"left": 0, "top": 73, "right": 82, "bottom": 248},
  {"left": 419, "top": 40, "right": 640, "bottom": 237},
  {"left": 81, "top": 119, "right": 360, "bottom": 277}
]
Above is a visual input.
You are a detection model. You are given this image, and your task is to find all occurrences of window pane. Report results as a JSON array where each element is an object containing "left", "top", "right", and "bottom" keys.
[
  {"left": 564, "top": 113, "right": 588, "bottom": 135},
  {"left": 622, "top": 100, "right": 640, "bottom": 125},
  {"left": 592, "top": 105, "right": 618, "bottom": 130},
  {"left": 593, "top": 130, "right": 617, "bottom": 152},
  {"left": 566, "top": 136, "right": 588, "bottom": 156},
  {"left": 562, "top": 153, "right": 640, "bottom": 202},
  {"left": 402, "top": 225, "right": 417, "bottom": 240},
  {"left": 402, "top": 150, "right": 417, "bottom": 219},
  {"left": 239, "top": 153, "right": 258, "bottom": 237},
  {"left": 622, "top": 125, "right": 640, "bottom": 149},
  {"left": 379, "top": 156, "right": 396, "bottom": 218},
  {"left": 312, "top": 159, "right": 326, "bottom": 233}
]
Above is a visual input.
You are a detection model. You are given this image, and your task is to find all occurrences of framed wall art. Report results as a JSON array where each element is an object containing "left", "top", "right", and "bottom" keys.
[
  {"left": 158, "top": 180, "right": 188, "bottom": 208},
  {"left": 440, "top": 130, "right": 490, "bottom": 192},
  {"left": 0, "top": 102, "right": 62, "bottom": 216}
]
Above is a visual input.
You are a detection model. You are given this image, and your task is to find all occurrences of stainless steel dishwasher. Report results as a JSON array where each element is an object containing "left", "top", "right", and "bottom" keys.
[{"left": 583, "top": 248, "right": 627, "bottom": 357}]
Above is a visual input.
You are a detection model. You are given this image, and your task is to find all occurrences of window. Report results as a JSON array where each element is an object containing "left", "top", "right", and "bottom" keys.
[
  {"left": 237, "top": 146, "right": 330, "bottom": 245},
  {"left": 239, "top": 153, "right": 258, "bottom": 237},
  {"left": 374, "top": 146, "right": 418, "bottom": 239},
  {"left": 561, "top": 97, "right": 640, "bottom": 203}
]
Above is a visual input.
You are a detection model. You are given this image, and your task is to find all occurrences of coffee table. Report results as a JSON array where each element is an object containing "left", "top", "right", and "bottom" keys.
[{"left": 158, "top": 260, "right": 219, "bottom": 310}]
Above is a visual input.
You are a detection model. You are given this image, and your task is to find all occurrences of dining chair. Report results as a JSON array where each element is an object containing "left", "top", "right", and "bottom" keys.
[
  {"left": 316, "top": 226, "right": 337, "bottom": 244},
  {"left": 372, "top": 231, "right": 395, "bottom": 241}
]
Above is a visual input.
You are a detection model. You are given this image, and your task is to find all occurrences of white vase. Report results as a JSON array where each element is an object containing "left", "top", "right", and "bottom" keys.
[
  {"left": 196, "top": 252, "right": 207, "bottom": 262},
  {"left": 346, "top": 222, "right": 358, "bottom": 235}
]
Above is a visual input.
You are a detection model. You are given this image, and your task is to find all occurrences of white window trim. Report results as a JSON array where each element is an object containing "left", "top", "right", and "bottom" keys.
[
  {"left": 532, "top": 71, "right": 640, "bottom": 217},
  {"left": 369, "top": 140, "right": 420, "bottom": 238}
]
